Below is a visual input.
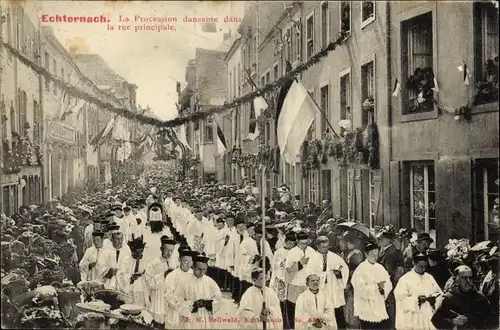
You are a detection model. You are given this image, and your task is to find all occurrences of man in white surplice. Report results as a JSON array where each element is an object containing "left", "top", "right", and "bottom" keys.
[
  {"left": 103, "top": 224, "right": 131, "bottom": 290},
  {"left": 142, "top": 203, "right": 174, "bottom": 266},
  {"left": 175, "top": 253, "right": 223, "bottom": 329},
  {"left": 351, "top": 242, "right": 392, "bottom": 329},
  {"left": 394, "top": 253, "right": 442, "bottom": 330},
  {"left": 238, "top": 268, "right": 283, "bottom": 330},
  {"left": 79, "top": 230, "right": 113, "bottom": 283},
  {"left": 285, "top": 231, "right": 316, "bottom": 329},
  {"left": 164, "top": 247, "right": 195, "bottom": 329},
  {"left": 119, "top": 236, "right": 150, "bottom": 307},
  {"left": 145, "top": 236, "right": 179, "bottom": 327},
  {"left": 215, "top": 214, "right": 237, "bottom": 291},
  {"left": 295, "top": 274, "right": 337, "bottom": 330},
  {"left": 307, "top": 236, "right": 349, "bottom": 329}
]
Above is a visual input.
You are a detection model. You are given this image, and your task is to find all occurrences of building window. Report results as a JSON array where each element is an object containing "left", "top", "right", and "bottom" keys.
[
  {"left": 340, "top": 2, "right": 351, "bottom": 34},
  {"left": 320, "top": 85, "right": 330, "bottom": 139},
  {"left": 61, "top": 67, "right": 65, "bottom": 83},
  {"left": 410, "top": 163, "right": 436, "bottom": 242},
  {"left": 203, "top": 117, "right": 214, "bottom": 143},
  {"left": 9, "top": 102, "right": 16, "bottom": 134},
  {"left": 306, "top": 171, "right": 319, "bottom": 204},
  {"left": 294, "top": 23, "right": 301, "bottom": 62},
  {"left": 474, "top": 159, "right": 499, "bottom": 241},
  {"left": 369, "top": 170, "right": 376, "bottom": 228},
  {"left": 401, "top": 12, "right": 434, "bottom": 114},
  {"left": 44, "top": 52, "right": 50, "bottom": 91},
  {"left": 321, "top": 1, "right": 329, "bottom": 48},
  {"left": 53, "top": 59, "right": 58, "bottom": 95},
  {"left": 361, "top": 60, "right": 375, "bottom": 127},
  {"left": 260, "top": 75, "right": 265, "bottom": 88},
  {"left": 306, "top": 13, "right": 315, "bottom": 59},
  {"left": 473, "top": 3, "right": 499, "bottom": 106},
  {"left": 340, "top": 70, "right": 352, "bottom": 135},
  {"left": 306, "top": 90, "right": 315, "bottom": 140},
  {"left": 321, "top": 169, "right": 332, "bottom": 201},
  {"left": 361, "top": 1, "right": 375, "bottom": 27},
  {"left": 33, "top": 100, "right": 41, "bottom": 143},
  {"left": 283, "top": 28, "right": 292, "bottom": 61},
  {"left": 347, "top": 169, "right": 355, "bottom": 220},
  {"left": 6, "top": 11, "right": 13, "bottom": 62},
  {"left": 265, "top": 71, "right": 270, "bottom": 84},
  {"left": 273, "top": 63, "right": 279, "bottom": 80}
]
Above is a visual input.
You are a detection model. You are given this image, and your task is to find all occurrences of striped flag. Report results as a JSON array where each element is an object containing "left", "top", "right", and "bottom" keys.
[
  {"left": 90, "top": 115, "right": 117, "bottom": 151},
  {"left": 215, "top": 121, "right": 227, "bottom": 156},
  {"left": 392, "top": 79, "right": 402, "bottom": 97},
  {"left": 61, "top": 98, "right": 86, "bottom": 121},
  {"left": 457, "top": 62, "right": 471, "bottom": 86},
  {"left": 276, "top": 78, "right": 317, "bottom": 164}
]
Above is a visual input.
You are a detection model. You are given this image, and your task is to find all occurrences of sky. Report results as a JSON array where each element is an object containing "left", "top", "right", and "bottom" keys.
[{"left": 30, "top": 1, "right": 244, "bottom": 120}]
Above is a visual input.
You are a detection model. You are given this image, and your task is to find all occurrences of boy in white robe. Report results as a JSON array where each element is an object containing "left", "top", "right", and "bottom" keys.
[
  {"left": 164, "top": 247, "right": 195, "bottom": 329},
  {"left": 238, "top": 267, "right": 283, "bottom": 330},
  {"left": 215, "top": 215, "right": 237, "bottom": 291},
  {"left": 295, "top": 274, "right": 337, "bottom": 330},
  {"left": 103, "top": 224, "right": 132, "bottom": 290},
  {"left": 145, "top": 236, "right": 178, "bottom": 327},
  {"left": 120, "top": 236, "right": 150, "bottom": 307},
  {"left": 394, "top": 253, "right": 442, "bottom": 330},
  {"left": 175, "top": 253, "right": 223, "bottom": 329},
  {"left": 79, "top": 230, "right": 113, "bottom": 283},
  {"left": 142, "top": 203, "right": 173, "bottom": 266},
  {"left": 351, "top": 242, "right": 392, "bottom": 329},
  {"left": 307, "top": 236, "right": 349, "bottom": 329}
]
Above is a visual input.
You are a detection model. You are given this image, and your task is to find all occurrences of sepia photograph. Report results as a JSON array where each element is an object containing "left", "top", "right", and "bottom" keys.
[{"left": 0, "top": 1, "right": 498, "bottom": 329}]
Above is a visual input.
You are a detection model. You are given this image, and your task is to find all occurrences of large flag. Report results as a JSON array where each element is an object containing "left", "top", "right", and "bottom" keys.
[
  {"left": 247, "top": 96, "right": 268, "bottom": 140},
  {"left": 177, "top": 125, "right": 192, "bottom": 151},
  {"left": 61, "top": 98, "right": 86, "bottom": 121},
  {"left": 215, "top": 121, "right": 227, "bottom": 156},
  {"left": 277, "top": 79, "right": 317, "bottom": 164},
  {"left": 89, "top": 115, "right": 117, "bottom": 151}
]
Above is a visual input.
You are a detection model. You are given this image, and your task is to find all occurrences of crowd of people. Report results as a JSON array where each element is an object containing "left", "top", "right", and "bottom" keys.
[{"left": 1, "top": 161, "right": 498, "bottom": 330}]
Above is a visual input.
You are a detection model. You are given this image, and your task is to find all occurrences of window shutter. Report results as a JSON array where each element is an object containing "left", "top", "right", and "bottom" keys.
[
  {"left": 435, "top": 158, "right": 472, "bottom": 247},
  {"left": 360, "top": 169, "right": 370, "bottom": 226},
  {"left": 372, "top": 170, "right": 383, "bottom": 227},
  {"left": 389, "top": 161, "right": 402, "bottom": 228}
]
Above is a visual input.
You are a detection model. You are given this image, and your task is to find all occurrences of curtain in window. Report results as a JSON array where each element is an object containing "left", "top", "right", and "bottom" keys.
[
  {"left": 483, "top": 7, "right": 499, "bottom": 63},
  {"left": 407, "top": 18, "right": 432, "bottom": 73}
]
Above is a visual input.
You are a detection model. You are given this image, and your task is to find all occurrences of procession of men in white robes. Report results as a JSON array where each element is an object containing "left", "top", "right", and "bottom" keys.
[{"left": 77, "top": 191, "right": 465, "bottom": 330}]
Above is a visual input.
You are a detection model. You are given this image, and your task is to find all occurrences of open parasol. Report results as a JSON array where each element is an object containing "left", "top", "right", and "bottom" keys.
[{"left": 335, "top": 221, "right": 377, "bottom": 241}]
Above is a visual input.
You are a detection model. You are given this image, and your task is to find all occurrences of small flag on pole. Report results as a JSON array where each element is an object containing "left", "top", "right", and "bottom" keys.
[
  {"left": 457, "top": 62, "right": 471, "bottom": 86},
  {"left": 392, "top": 79, "right": 402, "bottom": 97},
  {"left": 432, "top": 77, "right": 440, "bottom": 93},
  {"left": 215, "top": 122, "right": 227, "bottom": 156}
]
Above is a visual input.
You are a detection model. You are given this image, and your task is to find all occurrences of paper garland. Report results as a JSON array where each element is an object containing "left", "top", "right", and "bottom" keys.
[{"left": 2, "top": 30, "right": 348, "bottom": 129}]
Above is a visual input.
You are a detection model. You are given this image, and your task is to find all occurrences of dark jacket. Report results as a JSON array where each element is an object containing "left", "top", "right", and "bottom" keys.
[
  {"left": 379, "top": 244, "right": 403, "bottom": 284},
  {"left": 431, "top": 287, "right": 494, "bottom": 329}
]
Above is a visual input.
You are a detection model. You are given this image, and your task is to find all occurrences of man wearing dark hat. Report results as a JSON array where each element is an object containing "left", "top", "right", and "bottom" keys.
[
  {"left": 284, "top": 231, "right": 316, "bottom": 329},
  {"left": 270, "top": 231, "right": 296, "bottom": 328},
  {"left": 432, "top": 265, "right": 495, "bottom": 329},
  {"left": 142, "top": 202, "right": 174, "bottom": 266},
  {"left": 164, "top": 247, "right": 196, "bottom": 329},
  {"left": 123, "top": 236, "right": 149, "bottom": 306},
  {"left": 175, "top": 253, "right": 223, "bottom": 329},
  {"left": 426, "top": 248, "right": 449, "bottom": 289},
  {"left": 215, "top": 213, "right": 237, "bottom": 292},
  {"left": 144, "top": 236, "right": 178, "bottom": 327},
  {"left": 403, "top": 232, "right": 433, "bottom": 272},
  {"left": 394, "top": 252, "right": 442, "bottom": 330},
  {"left": 351, "top": 242, "right": 392, "bottom": 329},
  {"left": 103, "top": 224, "right": 131, "bottom": 291},
  {"left": 230, "top": 219, "right": 250, "bottom": 302},
  {"left": 308, "top": 235, "right": 349, "bottom": 329},
  {"left": 79, "top": 231, "right": 113, "bottom": 283},
  {"left": 112, "top": 204, "right": 131, "bottom": 243},
  {"left": 83, "top": 216, "right": 101, "bottom": 252}
]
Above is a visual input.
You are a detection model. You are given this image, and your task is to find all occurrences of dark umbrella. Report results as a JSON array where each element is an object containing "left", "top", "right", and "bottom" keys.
[{"left": 335, "top": 221, "right": 377, "bottom": 241}]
